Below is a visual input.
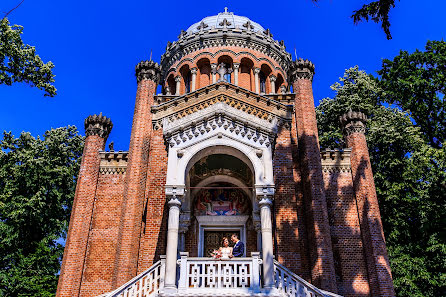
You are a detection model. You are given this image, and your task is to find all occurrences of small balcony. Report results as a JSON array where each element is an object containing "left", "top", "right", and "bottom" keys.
[{"left": 102, "top": 253, "right": 341, "bottom": 297}]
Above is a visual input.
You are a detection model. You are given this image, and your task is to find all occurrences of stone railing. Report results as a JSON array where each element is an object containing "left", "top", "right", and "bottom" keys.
[
  {"left": 104, "top": 257, "right": 165, "bottom": 297},
  {"left": 274, "top": 260, "right": 342, "bottom": 297},
  {"left": 177, "top": 252, "right": 262, "bottom": 294}
]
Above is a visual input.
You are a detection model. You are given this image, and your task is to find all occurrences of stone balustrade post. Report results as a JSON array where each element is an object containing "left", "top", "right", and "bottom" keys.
[
  {"left": 269, "top": 75, "right": 277, "bottom": 94},
  {"left": 191, "top": 67, "right": 197, "bottom": 92},
  {"left": 233, "top": 63, "right": 240, "bottom": 85},
  {"left": 177, "top": 252, "right": 189, "bottom": 290},
  {"left": 251, "top": 252, "right": 261, "bottom": 293},
  {"left": 254, "top": 67, "right": 261, "bottom": 93},
  {"left": 175, "top": 76, "right": 181, "bottom": 95}
]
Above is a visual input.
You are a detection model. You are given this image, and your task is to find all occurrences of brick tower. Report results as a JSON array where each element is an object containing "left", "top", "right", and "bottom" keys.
[{"left": 57, "top": 9, "right": 395, "bottom": 297}]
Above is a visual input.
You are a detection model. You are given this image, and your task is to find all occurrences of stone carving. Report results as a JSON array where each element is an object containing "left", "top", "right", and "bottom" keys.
[
  {"left": 263, "top": 29, "right": 273, "bottom": 37},
  {"left": 162, "top": 102, "right": 279, "bottom": 149},
  {"left": 99, "top": 151, "right": 128, "bottom": 174},
  {"left": 217, "top": 63, "right": 233, "bottom": 82},
  {"left": 151, "top": 84, "right": 292, "bottom": 130},
  {"left": 197, "top": 21, "right": 209, "bottom": 31},
  {"left": 135, "top": 60, "right": 162, "bottom": 83},
  {"left": 243, "top": 21, "right": 254, "bottom": 30},
  {"left": 108, "top": 141, "right": 114, "bottom": 151},
  {"left": 269, "top": 75, "right": 277, "bottom": 82},
  {"left": 84, "top": 113, "right": 113, "bottom": 140},
  {"left": 320, "top": 149, "right": 352, "bottom": 173},
  {"left": 339, "top": 110, "right": 367, "bottom": 136},
  {"left": 288, "top": 58, "right": 315, "bottom": 82},
  {"left": 219, "top": 19, "right": 232, "bottom": 27}
]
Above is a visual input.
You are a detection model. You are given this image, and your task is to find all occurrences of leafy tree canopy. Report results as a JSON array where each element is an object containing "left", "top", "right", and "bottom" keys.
[
  {"left": 0, "top": 17, "right": 56, "bottom": 96},
  {"left": 312, "top": 0, "right": 399, "bottom": 39},
  {"left": 0, "top": 126, "right": 83, "bottom": 296},
  {"left": 316, "top": 65, "right": 446, "bottom": 296},
  {"left": 379, "top": 40, "right": 446, "bottom": 148}
]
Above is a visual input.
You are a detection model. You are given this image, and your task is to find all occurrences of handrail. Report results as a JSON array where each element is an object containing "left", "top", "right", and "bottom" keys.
[
  {"left": 274, "top": 260, "right": 343, "bottom": 297},
  {"left": 104, "top": 259, "right": 165, "bottom": 297}
]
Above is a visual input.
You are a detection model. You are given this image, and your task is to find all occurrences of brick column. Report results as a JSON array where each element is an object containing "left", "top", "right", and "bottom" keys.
[
  {"left": 114, "top": 61, "right": 161, "bottom": 287},
  {"left": 57, "top": 114, "right": 112, "bottom": 297},
  {"left": 340, "top": 111, "right": 395, "bottom": 297},
  {"left": 289, "top": 59, "right": 337, "bottom": 292}
]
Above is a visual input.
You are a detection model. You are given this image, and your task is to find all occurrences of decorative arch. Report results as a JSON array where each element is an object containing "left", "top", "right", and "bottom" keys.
[
  {"left": 196, "top": 58, "right": 211, "bottom": 89},
  {"left": 239, "top": 57, "right": 254, "bottom": 91}
]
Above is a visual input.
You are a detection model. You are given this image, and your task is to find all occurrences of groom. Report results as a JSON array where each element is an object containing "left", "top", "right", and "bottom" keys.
[{"left": 230, "top": 233, "right": 244, "bottom": 257}]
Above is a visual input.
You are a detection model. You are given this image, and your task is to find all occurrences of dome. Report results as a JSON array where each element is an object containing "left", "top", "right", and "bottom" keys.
[{"left": 186, "top": 8, "right": 265, "bottom": 34}]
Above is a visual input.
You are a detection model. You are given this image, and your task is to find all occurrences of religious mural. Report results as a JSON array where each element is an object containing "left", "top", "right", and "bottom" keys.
[{"left": 194, "top": 188, "right": 250, "bottom": 216}]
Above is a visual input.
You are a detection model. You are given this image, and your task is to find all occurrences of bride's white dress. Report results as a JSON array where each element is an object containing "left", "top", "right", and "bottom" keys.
[{"left": 220, "top": 247, "right": 232, "bottom": 260}]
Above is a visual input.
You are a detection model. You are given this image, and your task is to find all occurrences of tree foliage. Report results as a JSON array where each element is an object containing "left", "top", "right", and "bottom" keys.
[
  {"left": 316, "top": 64, "right": 446, "bottom": 296},
  {"left": 0, "top": 17, "right": 56, "bottom": 96},
  {"left": 312, "top": 0, "right": 398, "bottom": 39},
  {"left": 0, "top": 126, "right": 84, "bottom": 296}
]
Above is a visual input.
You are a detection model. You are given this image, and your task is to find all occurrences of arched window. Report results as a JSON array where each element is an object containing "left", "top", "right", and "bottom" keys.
[
  {"left": 259, "top": 71, "right": 266, "bottom": 93},
  {"left": 185, "top": 72, "right": 191, "bottom": 93}
]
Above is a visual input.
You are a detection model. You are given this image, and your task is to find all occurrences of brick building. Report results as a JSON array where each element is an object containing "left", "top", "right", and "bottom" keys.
[{"left": 56, "top": 9, "right": 395, "bottom": 297}]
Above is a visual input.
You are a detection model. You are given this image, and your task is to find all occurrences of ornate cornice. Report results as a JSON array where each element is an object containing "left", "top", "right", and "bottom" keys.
[
  {"left": 99, "top": 151, "right": 128, "bottom": 175},
  {"left": 160, "top": 28, "right": 292, "bottom": 80},
  {"left": 84, "top": 113, "right": 113, "bottom": 140},
  {"left": 135, "top": 60, "right": 162, "bottom": 83},
  {"left": 320, "top": 149, "right": 352, "bottom": 173},
  {"left": 288, "top": 59, "right": 315, "bottom": 82},
  {"left": 339, "top": 110, "right": 367, "bottom": 136},
  {"left": 151, "top": 83, "right": 293, "bottom": 130}
]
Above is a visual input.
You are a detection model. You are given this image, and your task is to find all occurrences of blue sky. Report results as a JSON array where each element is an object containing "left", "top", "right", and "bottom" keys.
[{"left": 1, "top": 0, "right": 445, "bottom": 150}]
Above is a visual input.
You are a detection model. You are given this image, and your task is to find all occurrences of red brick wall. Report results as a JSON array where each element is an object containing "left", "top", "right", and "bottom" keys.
[
  {"left": 56, "top": 135, "right": 105, "bottom": 297},
  {"left": 79, "top": 172, "right": 126, "bottom": 297},
  {"left": 323, "top": 168, "right": 370, "bottom": 297},
  {"left": 292, "top": 77, "right": 337, "bottom": 292},
  {"left": 137, "top": 129, "right": 168, "bottom": 273},
  {"left": 273, "top": 124, "right": 309, "bottom": 276},
  {"left": 346, "top": 131, "right": 395, "bottom": 297},
  {"left": 114, "top": 78, "right": 157, "bottom": 286}
]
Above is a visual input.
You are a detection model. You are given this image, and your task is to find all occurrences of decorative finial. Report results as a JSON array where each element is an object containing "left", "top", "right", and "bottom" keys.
[
  {"left": 109, "top": 141, "right": 114, "bottom": 151},
  {"left": 84, "top": 113, "right": 113, "bottom": 141},
  {"left": 224, "top": 7, "right": 228, "bottom": 13}
]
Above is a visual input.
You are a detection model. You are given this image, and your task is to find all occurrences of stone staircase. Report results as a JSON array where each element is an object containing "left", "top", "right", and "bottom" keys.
[{"left": 100, "top": 253, "right": 342, "bottom": 297}]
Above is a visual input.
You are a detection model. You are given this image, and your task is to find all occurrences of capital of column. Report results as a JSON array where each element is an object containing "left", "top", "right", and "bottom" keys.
[
  {"left": 165, "top": 185, "right": 185, "bottom": 207},
  {"left": 233, "top": 63, "right": 240, "bottom": 70},
  {"left": 190, "top": 67, "right": 198, "bottom": 75},
  {"left": 174, "top": 75, "right": 182, "bottom": 82},
  {"left": 84, "top": 113, "right": 113, "bottom": 140},
  {"left": 253, "top": 67, "right": 261, "bottom": 75},
  {"left": 288, "top": 58, "right": 315, "bottom": 83},
  {"left": 339, "top": 110, "right": 367, "bottom": 136},
  {"left": 280, "top": 85, "right": 287, "bottom": 94},
  {"left": 255, "top": 185, "right": 275, "bottom": 206},
  {"left": 269, "top": 74, "right": 277, "bottom": 82},
  {"left": 135, "top": 60, "right": 162, "bottom": 83},
  {"left": 211, "top": 63, "right": 218, "bottom": 74}
]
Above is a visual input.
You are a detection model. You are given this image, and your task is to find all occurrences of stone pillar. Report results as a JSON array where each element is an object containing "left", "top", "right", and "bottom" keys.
[
  {"left": 114, "top": 61, "right": 161, "bottom": 287},
  {"left": 257, "top": 187, "right": 275, "bottom": 289},
  {"left": 211, "top": 63, "right": 217, "bottom": 84},
  {"left": 269, "top": 75, "right": 277, "bottom": 94},
  {"left": 288, "top": 59, "right": 337, "bottom": 292},
  {"left": 57, "top": 114, "right": 112, "bottom": 297},
  {"left": 233, "top": 63, "right": 240, "bottom": 86},
  {"left": 191, "top": 67, "right": 197, "bottom": 92},
  {"left": 254, "top": 67, "right": 260, "bottom": 93},
  {"left": 163, "top": 189, "right": 183, "bottom": 292},
  {"left": 340, "top": 111, "right": 395, "bottom": 297},
  {"left": 175, "top": 76, "right": 181, "bottom": 95}
]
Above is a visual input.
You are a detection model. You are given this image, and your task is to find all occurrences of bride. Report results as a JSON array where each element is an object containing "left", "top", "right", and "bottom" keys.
[{"left": 219, "top": 237, "right": 233, "bottom": 260}]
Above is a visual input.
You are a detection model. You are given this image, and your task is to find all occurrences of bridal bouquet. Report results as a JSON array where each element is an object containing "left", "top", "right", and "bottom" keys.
[{"left": 210, "top": 249, "right": 222, "bottom": 259}]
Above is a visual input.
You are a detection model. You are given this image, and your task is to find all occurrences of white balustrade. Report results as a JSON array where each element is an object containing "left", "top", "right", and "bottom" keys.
[
  {"left": 274, "top": 260, "right": 343, "bottom": 297},
  {"left": 177, "top": 252, "right": 262, "bottom": 293},
  {"left": 104, "top": 257, "right": 165, "bottom": 297}
]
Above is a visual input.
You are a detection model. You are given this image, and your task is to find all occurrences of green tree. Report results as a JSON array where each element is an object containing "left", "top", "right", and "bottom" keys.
[
  {"left": 378, "top": 40, "right": 446, "bottom": 148},
  {"left": 312, "top": 0, "right": 399, "bottom": 39},
  {"left": 0, "top": 126, "right": 83, "bottom": 296},
  {"left": 0, "top": 17, "right": 56, "bottom": 96},
  {"left": 316, "top": 66, "right": 446, "bottom": 296}
]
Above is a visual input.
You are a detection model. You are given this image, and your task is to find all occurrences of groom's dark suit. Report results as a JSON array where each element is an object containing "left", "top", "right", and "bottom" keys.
[{"left": 232, "top": 240, "right": 244, "bottom": 257}]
